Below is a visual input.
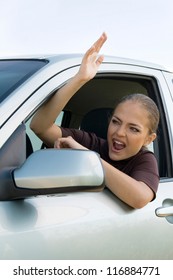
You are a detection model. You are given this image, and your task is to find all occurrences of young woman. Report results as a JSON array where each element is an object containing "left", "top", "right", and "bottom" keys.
[{"left": 30, "top": 32, "right": 160, "bottom": 209}]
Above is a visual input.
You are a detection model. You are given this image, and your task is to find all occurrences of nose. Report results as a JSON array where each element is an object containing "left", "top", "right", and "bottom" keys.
[{"left": 116, "top": 124, "right": 126, "bottom": 137}]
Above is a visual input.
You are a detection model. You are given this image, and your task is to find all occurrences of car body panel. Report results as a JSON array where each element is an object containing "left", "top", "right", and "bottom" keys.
[{"left": 0, "top": 183, "right": 173, "bottom": 260}]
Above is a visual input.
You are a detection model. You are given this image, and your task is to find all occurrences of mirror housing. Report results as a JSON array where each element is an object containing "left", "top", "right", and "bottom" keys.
[{"left": 0, "top": 149, "right": 104, "bottom": 200}]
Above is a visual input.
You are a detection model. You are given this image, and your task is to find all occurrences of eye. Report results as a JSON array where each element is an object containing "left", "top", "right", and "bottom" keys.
[
  {"left": 130, "top": 127, "right": 140, "bottom": 133},
  {"left": 111, "top": 117, "right": 120, "bottom": 125}
]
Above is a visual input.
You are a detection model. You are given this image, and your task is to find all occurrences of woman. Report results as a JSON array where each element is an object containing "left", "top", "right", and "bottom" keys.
[{"left": 30, "top": 32, "right": 159, "bottom": 209}]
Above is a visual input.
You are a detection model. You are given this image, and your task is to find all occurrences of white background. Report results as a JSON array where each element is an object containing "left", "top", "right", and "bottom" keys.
[{"left": 1, "top": 0, "right": 173, "bottom": 70}]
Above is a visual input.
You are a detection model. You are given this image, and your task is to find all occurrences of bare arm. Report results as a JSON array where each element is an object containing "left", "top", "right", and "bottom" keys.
[
  {"left": 101, "top": 159, "right": 154, "bottom": 209},
  {"left": 30, "top": 32, "right": 107, "bottom": 147}
]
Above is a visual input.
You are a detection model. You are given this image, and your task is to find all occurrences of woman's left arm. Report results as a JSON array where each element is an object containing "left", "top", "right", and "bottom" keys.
[
  {"left": 101, "top": 159, "right": 154, "bottom": 209},
  {"left": 54, "top": 137, "right": 154, "bottom": 209}
]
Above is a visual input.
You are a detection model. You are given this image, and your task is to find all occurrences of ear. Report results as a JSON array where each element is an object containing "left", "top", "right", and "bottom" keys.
[{"left": 144, "top": 133, "right": 157, "bottom": 146}]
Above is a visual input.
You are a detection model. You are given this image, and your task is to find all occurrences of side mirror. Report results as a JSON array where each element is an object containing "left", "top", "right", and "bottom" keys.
[{"left": 0, "top": 149, "right": 104, "bottom": 200}]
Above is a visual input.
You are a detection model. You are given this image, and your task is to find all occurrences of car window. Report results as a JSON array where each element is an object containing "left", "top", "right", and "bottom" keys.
[
  {"left": 0, "top": 59, "right": 48, "bottom": 103},
  {"left": 26, "top": 73, "right": 171, "bottom": 178}
]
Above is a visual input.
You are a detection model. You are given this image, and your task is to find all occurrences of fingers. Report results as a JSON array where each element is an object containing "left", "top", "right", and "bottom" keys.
[
  {"left": 54, "top": 138, "right": 66, "bottom": 149},
  {"left": 54, "top": 136, "right": 73, "bottom": 149},
  {"left": 95, "top": 54, "right": 104, "bottom": 66},
  {"left": 93, "top": 32, "right": 107, "bottom": 53},
  {"left": 83, "top": 32, "right": 107, "bottom": 61},
  {"left": 54, "top": 137, "right": 86, "bottom": 150},
  {"left": 54, "top": 139, "right": 60, "bottom": 148}
]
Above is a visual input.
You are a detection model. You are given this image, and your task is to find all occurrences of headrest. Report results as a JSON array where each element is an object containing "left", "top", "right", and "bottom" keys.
[{"left": 80, "top": 108, "right": 113, "bottom": 139}]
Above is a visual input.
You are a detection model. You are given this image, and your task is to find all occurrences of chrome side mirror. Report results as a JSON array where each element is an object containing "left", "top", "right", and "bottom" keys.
[{"left": 0, "top": 149, "right": 104, "bottom": 200}]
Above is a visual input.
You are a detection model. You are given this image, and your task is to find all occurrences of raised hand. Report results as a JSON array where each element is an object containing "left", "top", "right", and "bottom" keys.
[{"left": 77, "top": 32, "right": 107, "bottom": 82}]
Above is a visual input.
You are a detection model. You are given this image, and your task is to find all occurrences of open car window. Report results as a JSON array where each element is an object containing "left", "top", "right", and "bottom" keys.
[{"left": 26, "top": 73, "right": 171, "bottom": 179}]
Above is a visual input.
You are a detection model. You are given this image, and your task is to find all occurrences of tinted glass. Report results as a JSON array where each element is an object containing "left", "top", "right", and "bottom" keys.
[{"left": 0, "top": 59, "right": 48, "bottom": 103}]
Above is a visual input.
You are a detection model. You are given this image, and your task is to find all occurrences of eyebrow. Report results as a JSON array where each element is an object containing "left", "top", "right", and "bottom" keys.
[{"left": 113, "top": 115, "right": 143, "bottom": 129}]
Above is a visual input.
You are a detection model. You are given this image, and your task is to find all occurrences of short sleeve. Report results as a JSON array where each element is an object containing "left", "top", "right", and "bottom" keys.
[{"left": 130, "top": 152, "right": 159, "bottom": 196}]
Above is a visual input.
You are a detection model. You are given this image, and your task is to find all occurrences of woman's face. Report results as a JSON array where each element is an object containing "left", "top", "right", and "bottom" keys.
[{"left": 107, "top": 100, "right": 156, "bottom": 161}]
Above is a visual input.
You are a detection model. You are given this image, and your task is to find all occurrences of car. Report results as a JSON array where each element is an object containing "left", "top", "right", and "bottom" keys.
[{"left": 0, "top": 54, "right": 173, "bottom": 260}]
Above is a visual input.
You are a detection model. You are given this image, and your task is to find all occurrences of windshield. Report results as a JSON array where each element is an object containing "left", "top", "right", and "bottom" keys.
[{"left": 0, "top": 59, "right": 48, "bottom": 103}]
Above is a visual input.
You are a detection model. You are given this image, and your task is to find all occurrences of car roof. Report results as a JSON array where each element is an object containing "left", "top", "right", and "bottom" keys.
[{"left": 0, "top": 53, "right": 170, "bottom": 72}]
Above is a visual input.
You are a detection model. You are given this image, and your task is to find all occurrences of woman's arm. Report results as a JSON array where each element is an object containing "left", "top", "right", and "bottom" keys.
[
  {"left": 30, "top": 32, "right": 107, "bottom": 147},
  {"left": 101, "top": 159, "right": 154, "bottom": 209},
  {"left": 54, "top": 136, "right": 154, "bottom": 209}
]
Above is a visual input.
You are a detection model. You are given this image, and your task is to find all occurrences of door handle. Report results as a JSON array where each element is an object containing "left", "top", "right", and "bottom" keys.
[{"left": 155, "top": 206, "right": 173, "bottom": 217}]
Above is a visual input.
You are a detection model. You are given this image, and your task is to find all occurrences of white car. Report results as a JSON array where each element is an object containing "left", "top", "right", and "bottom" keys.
[{"left": 0, "top": 55, "right": 173, "bottom": 259}]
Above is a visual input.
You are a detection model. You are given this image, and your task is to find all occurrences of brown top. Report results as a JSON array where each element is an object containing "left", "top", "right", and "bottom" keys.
[{"left": 61, "top": 128, "right": 159, "bottom": 197}]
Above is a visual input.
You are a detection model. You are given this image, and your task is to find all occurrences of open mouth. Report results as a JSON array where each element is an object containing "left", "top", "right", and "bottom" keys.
[{"left": 112, "top": 140, "right": 126, "bottom": 151}]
